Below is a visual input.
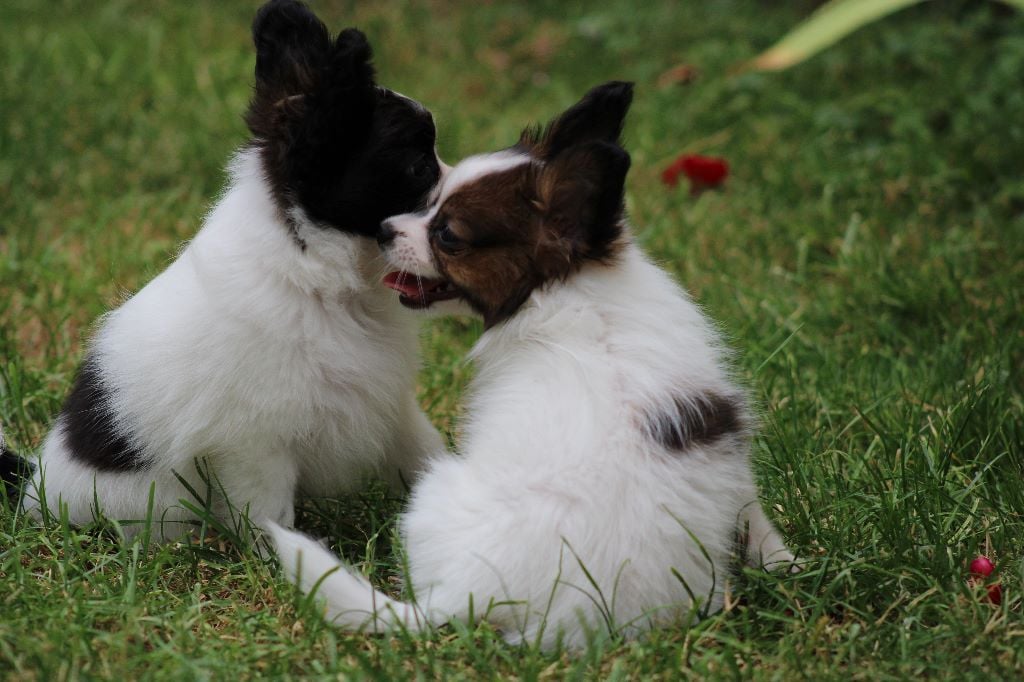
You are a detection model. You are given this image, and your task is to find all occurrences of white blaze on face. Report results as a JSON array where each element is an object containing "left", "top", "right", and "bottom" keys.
[
  {"left": 435, "top": 151, "right": 529, "bottom": 206},
  {"left": 382, "top": 151, "right": 531, "bottom": 277},
  {"left": 382, "top": 211, "right": 439, "bottom": 276}
]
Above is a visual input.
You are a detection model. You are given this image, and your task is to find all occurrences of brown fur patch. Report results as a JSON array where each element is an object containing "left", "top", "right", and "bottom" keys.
[
  {"left": 646, "top": 392, "right": 747, "bottom": 451},
  {"left": 429, "top": 149, "right": 627, "bottom": 328},
  {"left": 429, "top": 165, "right": 565, "bottom": 328},
  {"left": 425, "top": 81, "right": 635, "bottom": 327}
]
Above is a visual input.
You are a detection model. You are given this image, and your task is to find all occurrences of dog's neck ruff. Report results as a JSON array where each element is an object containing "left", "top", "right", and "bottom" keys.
[
  {"left": 468, "top": 233, "right": 719, "bottom": 374},
  {"left": 468, "top": 236, "right": 639, "bottom": 355},
  {"left": 200, "top": 148, "right": 385, "bottom": 299}
]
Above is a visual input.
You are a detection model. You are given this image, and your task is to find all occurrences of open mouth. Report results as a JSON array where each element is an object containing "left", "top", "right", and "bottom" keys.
[{"left": 383, "top": 271, "right": 460, "bottom": 309}]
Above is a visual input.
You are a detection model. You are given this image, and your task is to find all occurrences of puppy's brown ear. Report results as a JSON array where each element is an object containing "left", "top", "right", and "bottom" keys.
[
  {"left": 537, "top": 141, "right": 631, "bottom": 265},
  {"left": 521, "top": 82, "right": 634, "bottom": 160}
]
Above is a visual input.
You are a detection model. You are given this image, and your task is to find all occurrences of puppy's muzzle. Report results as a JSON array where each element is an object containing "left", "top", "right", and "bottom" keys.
[{"left": 377, "top": 220, "right": 398, "bottom": 247}]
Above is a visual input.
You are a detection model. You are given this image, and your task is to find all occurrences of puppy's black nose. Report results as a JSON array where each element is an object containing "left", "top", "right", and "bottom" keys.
[{"left": 377, "top": 220, "right": 397, "bottom": 247}]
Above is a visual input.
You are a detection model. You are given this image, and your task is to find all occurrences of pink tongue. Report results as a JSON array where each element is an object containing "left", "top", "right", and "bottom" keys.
[{"left": 383, "top": 271, "right": 443, "bottom": 297}]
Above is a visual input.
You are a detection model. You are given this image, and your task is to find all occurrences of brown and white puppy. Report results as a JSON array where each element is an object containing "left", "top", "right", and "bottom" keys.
[
  {"left": 271, "top": 81, "right": 795, "bottom": 650},
  {"left": 378, "top": 82, "right": 632, "bottom": 328}
]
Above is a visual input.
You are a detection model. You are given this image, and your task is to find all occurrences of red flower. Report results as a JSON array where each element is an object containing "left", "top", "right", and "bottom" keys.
[{"left": 662, "top": 154, "right": 729, "bottom": 194}]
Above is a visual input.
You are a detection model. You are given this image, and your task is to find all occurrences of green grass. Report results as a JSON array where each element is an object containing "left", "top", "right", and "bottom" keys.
[{"left": 2, "top": 0, "right": 1023, "bottom": 678}]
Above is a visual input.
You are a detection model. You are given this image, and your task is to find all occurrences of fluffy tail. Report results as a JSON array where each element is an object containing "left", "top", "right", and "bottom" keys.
[
  {"left": 0, "top": 428, "right": 35, "bottom": 506},
  {"left": 266, "top": 521, "right": 427, "bottom": 633}
]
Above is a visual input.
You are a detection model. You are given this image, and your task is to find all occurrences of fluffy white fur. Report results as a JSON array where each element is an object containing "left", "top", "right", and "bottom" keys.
[
  {"left": 271, "top": 151, "right": 795, "bottom": 650},
  {"left": 26, "top": 149, "right": 442, "bottom": 539}
]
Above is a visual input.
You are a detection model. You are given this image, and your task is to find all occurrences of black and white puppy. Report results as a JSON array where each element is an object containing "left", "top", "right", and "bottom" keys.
[
  {"left": 17, "top": 0, "right": 445, "bottom": 539},
  {"left": 270, "top": 82, "right": 795, "bottom": 649}
]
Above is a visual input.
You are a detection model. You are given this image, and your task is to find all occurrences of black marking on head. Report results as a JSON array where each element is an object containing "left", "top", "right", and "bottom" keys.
[
  {"left": 246, "top": 0, "right": 441, "bottom": 239},
  {"left": 1, "top": 443, "right": 35, "bottom": 506},
  {"left": 321, "top": 88, "right": 441, "bottom": 236},
  {"left": 645, "top": 391, "right": 746, "bottom": 451},
  {"left": 62, "top": 357, "right": 146, "bottom": 472}
]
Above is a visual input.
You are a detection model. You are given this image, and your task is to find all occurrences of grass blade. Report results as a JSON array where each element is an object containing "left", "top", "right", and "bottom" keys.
[{"left": 746, "top": 0, "right": 930, "bottom": 72}]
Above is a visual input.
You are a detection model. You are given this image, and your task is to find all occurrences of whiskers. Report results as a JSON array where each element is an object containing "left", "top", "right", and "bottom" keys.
[{"left": 374, "top": 245, "right": 431, "bottom": 304}]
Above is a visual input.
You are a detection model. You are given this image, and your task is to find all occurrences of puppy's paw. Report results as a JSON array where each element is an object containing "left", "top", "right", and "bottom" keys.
[{"left": 760, "top": 548, "right": 801, "bottom": 574}]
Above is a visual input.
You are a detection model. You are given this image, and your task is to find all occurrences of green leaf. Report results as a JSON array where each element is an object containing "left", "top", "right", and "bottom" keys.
[{"left": 747, "top": 0, "right": 931, "bottom": 72}]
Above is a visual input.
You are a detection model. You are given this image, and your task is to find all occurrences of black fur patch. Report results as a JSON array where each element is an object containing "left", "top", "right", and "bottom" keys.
[
  {"left": 245, "top": 0, "right": 440, "bottom": 239},
  {"left": 62, "top": 357, "right": 146, "bottom": 472},
  {"left": 646, "top": 392, "right": 746, "bottom": 451},
  {"left": 1, "top": 444, "right": 35, "bottom": 505}
]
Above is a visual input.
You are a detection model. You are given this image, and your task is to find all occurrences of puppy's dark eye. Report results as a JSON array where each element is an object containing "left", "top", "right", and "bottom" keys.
[
  {"left": 434, "top": 224, "right": 463, "bottom": 253},
  {"left": 407, "top": 155, "right": 432, "bottom": 180}
]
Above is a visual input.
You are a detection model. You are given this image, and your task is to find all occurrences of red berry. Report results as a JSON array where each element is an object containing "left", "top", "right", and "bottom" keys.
[
  {"left": 970, "top": 555, "right": 995, "bottom": 578},
  {"left": 968, "top": 556, "right": 1002, "bottom": 605}
]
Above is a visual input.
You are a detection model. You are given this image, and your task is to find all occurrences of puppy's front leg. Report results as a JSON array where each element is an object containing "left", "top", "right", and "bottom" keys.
[
  {"left": 741, "top": 502, "right": 796, "bottom": 571},
  {"left": 213, "top": 446, "right": 299, "bottom": 534},
  {"left": 382, "top": 395, "right": 445, "bottom": 494}
]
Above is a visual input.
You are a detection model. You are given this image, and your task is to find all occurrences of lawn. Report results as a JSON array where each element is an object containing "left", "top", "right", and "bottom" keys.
[{"left": 2, "top": 0, "right": 1023, "bottom": 678}]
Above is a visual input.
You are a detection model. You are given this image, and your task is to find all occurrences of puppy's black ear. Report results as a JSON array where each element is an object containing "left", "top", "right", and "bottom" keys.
[
  {"left": 246, "top": 0, "right": 380, "bottom": 219},
  {"left": 524, "top": 82, "right": 634, "bottom": 160},
  {"left": 537, "top": 141, "right": 631, "bottom": 263},
  {"left": 316, "top": 28, "right": 377, "bottom": 133},
  {"left": 329, "top": 28, "right": 375, "bottom": 92},
  {"left": 246, "top": 1, "right": 377, "bottom": 141},
  {"left": 251, "top": 0, "right": 331, "bottom": 97}
]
